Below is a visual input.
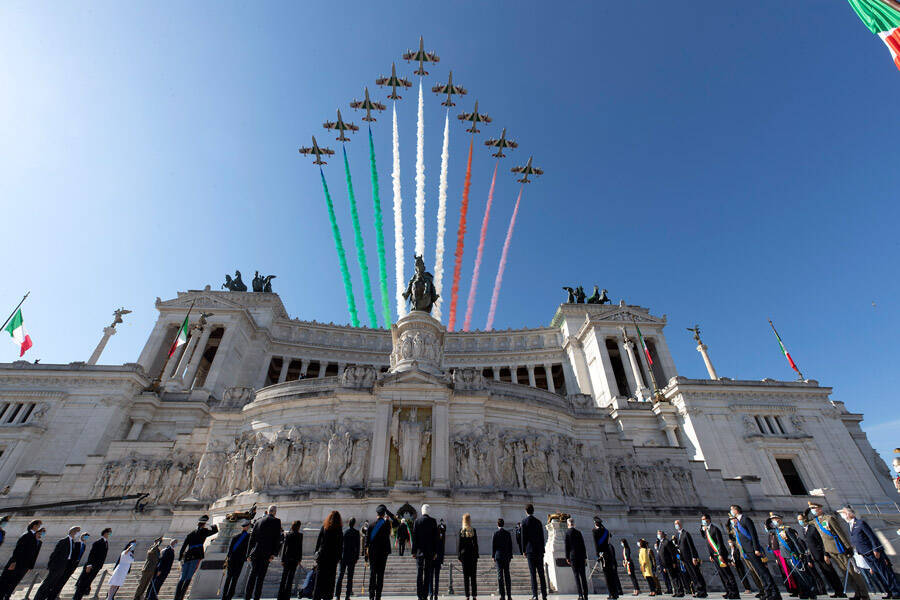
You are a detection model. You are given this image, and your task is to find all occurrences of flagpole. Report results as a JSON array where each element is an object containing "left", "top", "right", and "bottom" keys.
[
  {"left": 0, "top": 292, "right": 31, "bottom": 334},
  {"left": 768, "top": 319, "right": 804, "bottom": 380},
  {"left": 168, "top": 301, "right": 195, "bottom": 355}
]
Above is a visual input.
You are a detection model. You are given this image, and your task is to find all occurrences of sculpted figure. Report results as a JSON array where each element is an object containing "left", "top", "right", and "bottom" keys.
[
  {"left": 562, "top": 287, "right": 575, "bottom": 304},
  {"left": 193, "top": 452, "right": 224, "bottom": 499},
  {"left": 574, "top": 286, "right": 586, "bottom": 303},
  {"left": 513, "top": 439, "right": 527, "bottom": 489},
  {"left": 342, "top": 437, "right": 370, "bottom": 487},
  {"left": 391, "top": 408, "right": 432, "bottom": 481},
  {"left": 402, "top": 255, "right": 439, "bottom": 313},
  {"left": 324, "top": 431, "right": 352, "bottom": 485}
]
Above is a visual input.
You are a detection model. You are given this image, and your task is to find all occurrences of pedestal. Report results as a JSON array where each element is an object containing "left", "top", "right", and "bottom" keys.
[
  {"left": 544, "top": 519, "right": 576, "bottom": 593},
  {"left": 389, "top": 311, "right": 444, "bottom": 375},
  {"left": 187, "top": 518, "right": 236, "bottom": 599}
]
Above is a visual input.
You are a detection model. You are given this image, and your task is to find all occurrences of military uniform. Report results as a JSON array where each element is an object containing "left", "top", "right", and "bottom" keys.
[{"left": 809, "top": 503, "right": 868, "bottom": 599}]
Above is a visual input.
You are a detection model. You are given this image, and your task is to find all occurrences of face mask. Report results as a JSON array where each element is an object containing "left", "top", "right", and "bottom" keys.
[
  {"left": 772, "top": 521, "right": 781, "bottom": 528},
  {"left": 701, "top": 520, "right": 709, "bottom": 527},
  {"left": 657, "top": 534, "right": 663, "bottom": 541},
  {"left": 840, "top": 514, "right": 851, "bottom": 523},
  {"left": 798, "top": 520, "right": 805, "bottom": 526},
  {"left": 674, "top": 524, "right": 682, "bottom": 531}
]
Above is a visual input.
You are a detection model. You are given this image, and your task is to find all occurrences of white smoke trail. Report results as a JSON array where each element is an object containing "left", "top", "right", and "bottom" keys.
[
  {"left": 392, "top": 104, "right": 406, "bottom": 318},
  {"left": 414, "top": 80, "right": 425, "bottom": 259},
  {"left": 433, "top": 111, "right": 450, "bottom": 320}
]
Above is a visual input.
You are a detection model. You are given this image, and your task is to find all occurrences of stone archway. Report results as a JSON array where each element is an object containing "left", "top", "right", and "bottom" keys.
[{"left": 396, "top": 502, "right": 417, "bottom": 520}]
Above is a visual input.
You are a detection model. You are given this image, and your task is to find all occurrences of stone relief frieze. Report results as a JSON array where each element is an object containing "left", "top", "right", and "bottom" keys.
[
  {"left": 190, "top": 423, "right": 371, "bottom": 500},
  {"left": 450, "top": 425, "right": 608, "bottom": 499},
  {"left": 341, "top": 365, "right": 377, "bottom": 389},
  {"left": 610, "top": 456, "right": 699, "bottom": 506},
  {"left": 451, "top": 368, "right": 485, "bottom": 391},
  {"left": 92, "top": 451, "right": 198, "bottom": 505}
]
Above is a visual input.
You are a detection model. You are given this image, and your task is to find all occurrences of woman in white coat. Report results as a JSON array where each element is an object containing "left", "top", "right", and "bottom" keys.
[{"left": 107, "top": 541, "right": 136, "bottom": 600}]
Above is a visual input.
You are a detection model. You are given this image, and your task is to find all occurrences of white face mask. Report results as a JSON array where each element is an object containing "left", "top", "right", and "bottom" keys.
[
  {"left": 730, "top": 510, "right": 737, "bottom": 517},
  {"left": 657, "top": 534, "right": 664, "bottom": 541},
  {"left": 840, "top": 514, "right": 852, "bottom": 523},
  {"left": 674, "top": 524, "right": 682, "bottom": 531},
  {"left": 798, "top": 520, "right": 805, "bottom": 526},
  {"left": 772, "top": 520, "right": 782, "bottom": 528},
  {"left": 701, "top": 520, "right": 709, "bottom": 527}
]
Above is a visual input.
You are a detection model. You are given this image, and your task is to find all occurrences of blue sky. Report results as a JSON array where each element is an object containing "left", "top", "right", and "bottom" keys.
[{"left": 1, "top": 2, "right": 898, "bottom": 466}]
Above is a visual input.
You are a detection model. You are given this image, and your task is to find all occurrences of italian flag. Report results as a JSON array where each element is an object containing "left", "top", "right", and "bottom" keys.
[
  {"left": 4, "top": 309, "right": 32, "bottom": 356},
  {"left": 848, "top": 0, "right": 900, "bottom": 71},
  {"left": 769, "top": 320, "right": 800, "bottom": 375},
  {"left": 168, "top": 315, "right": 189, "bottom": 357},
  {"left": 634, "top": 323, "right": 653, "bottom": 365}
]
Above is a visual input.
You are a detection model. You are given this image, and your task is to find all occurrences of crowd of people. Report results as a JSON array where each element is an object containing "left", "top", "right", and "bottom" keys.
[{"left": 0, "top": 501, "right": 897, "bottom": 600}]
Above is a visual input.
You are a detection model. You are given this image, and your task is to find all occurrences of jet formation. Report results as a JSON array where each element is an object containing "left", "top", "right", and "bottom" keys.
[
  {"left": 376, "top": 63, "right": 412, "bottom": 100},
  {"left": 485, "top": 128, "right": 518, "bottom": 158},
  {"left": 402, "top": 36, "right": 440, "bottom": 76},
  {"left": 298, "top": 136, "right": 335, "bottom": 165},
  {"left": 323, "top": 109, "right": 359, "bottom": 142},
  {"left": 431, "top": 71, "right": 467, "bottom": 107},
  {"left": 511, "top": 156, "right": 543, "bottom": 183},
  {"left": 349, "top": 87, "right": 386, "bottom": 122},
  {"left": 457, "top": 100, "right": 491, "bottom": 134}
]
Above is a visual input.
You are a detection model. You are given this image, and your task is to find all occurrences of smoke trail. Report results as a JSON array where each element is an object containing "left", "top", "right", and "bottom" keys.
[
  {"left": 485, "top": 184, "right": 524, "bottom": 331},
  {"left": 447, "top": 137, "right": 473, "bottom": 332},
  {"left": 319, "top": 167, "right": 359, "bottom": 327},
  {"left": 342, "top": 146, "right": 377, "bottom": 328},
  {"left": 392, "top": 104, "right": 406, "bottom": 318},
  {"left": 433, "top": 111, "right": 450, "bottom": 320},
  {"left": 463, "top": 160, "right": 499, "bottom": 331},
  {"left": 414, "top": 80, "right": 425, "bottom": 259},
  {"left": 368, "top": 126, "right": 391, "bottom": 327}
]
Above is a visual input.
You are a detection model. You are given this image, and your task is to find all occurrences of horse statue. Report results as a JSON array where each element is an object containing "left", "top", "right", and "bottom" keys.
[
  {"left": 562, "top": 287, "right": 576, "bottom": 304},
  {"left": 586, "top": 285, "right": 611, "bottom": 304},
  {"left": 574, "top": 286, "right": 586, "bottom": 304},
  {"left": 222, "top": 270, "right": 247, "bottom": 292},
  {"left": 403, "top": 255, "right": 439, "bottom": 313}
]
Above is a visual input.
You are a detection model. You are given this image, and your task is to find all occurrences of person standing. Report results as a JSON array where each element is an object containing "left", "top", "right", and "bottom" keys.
[
  {"left": 727, "top": 538, "right": 756, "bottom": 594},
  {"left": 132, "top": 538, "right": 162, "bottom": 600},
  {"left": 396, "top": 518, "right": 411, "bottom": 557},
  {"left": 674, "top": 520, "right": 707, "bottom": 598},
  {"left": 808, "top": 502, "right": 868, "bottom": 600},
  {"left": 839, "top": 505, "right": 900, "bottom": 598},
  {"left": 149, "top": 539, "right": 177, "bottom": 600},
  {"left": 336, "top": 518, "right": 359, "bottom": 600},
  {"left": 700, "top": 515, "right": 739, "bottom": 599},
  {"left": 412, "top": 505, "right": 438, "bottom": 600},
  {"left": 73, "top": 527, "right": 110, "bottom": 600},
  {"left": 33, "top": 525, "right": 81, "bottom": 600},
  {"left": 521, "top": 505, "right": 547, "bottom": 600},
  {"left": 366, "top": 505, "right": 398, "bottom": 600},
  {"left": 107, "top": 541, "right": 136, "bottom": 600},
  {"left": 565, "top": 518, "right": 589, "bottom": 600},
  {"left": 770, "top": 514, "right": 817, "bottom": 600},
  {"left": 223, "top": 520, "right": 251, "bottom": 600},
  {"left": 245, "top": 506, "right": 282, "bottom": 600},
  {"left": 730, "top": 505, "right": 782, "bottom": 600},
  {"left": 431, "top": 520, "right": 446, "bottom": 600},
  {"left": 655, "top": 538, "right": 673, "bottom": 595},
  {"left": 458, "top": 513, "right": 479, "bottom": 600},
  {"left": 313, "top": 511, "right": 344, "bottom": 600},
  {"left": 658, "top": 531, "right": 686, "bottom": 597},
  {"left": 799, "top": 512, "right": 844, "bottom": 597},
  {"left": 175, "top": 515, "right": 219, "bottom": 600},
  {"left": 0, "top": 516, "right": 8, "bottom": 549},
  {"left": 493, "top": 519, "right": 514, "bottom": 600},
  {"left": 621, "top": 539, "right": 640, "bottom": 595},
  {"left": 638, "top": 539, "right": 659, "bottom": 596},
  {"left": 594, "top": 517, "right": 622, "bottom": 600},
  {"left": 279, "top": 521, "right": 303, "bottom": 600},
  {"left": 515, "top": 523, "right": 523, "bottom": 555}
]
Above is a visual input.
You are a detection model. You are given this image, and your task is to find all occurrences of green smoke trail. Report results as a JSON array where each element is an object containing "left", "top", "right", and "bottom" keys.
[
  {"left": 368, "top": 127, "right": 391, "bottom": 327},
  {"left": 342, "top": 146, "right": 377, "bottom": 328},
  {"left": 319, "top": 167, "right": 359, "bottom": 327}
]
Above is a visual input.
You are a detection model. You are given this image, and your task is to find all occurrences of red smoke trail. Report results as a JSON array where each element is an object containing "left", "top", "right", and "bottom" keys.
[
  {"left": 463, "top": 160, "right": 498, "bottom": 332},
  {"left": 447, "top": 137, "right": 474, "bottom": 332},
  {"left": 485, "top": 184, "right": 524, "bottom": 331}
]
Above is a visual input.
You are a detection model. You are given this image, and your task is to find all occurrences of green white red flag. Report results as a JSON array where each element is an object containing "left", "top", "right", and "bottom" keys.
[
  {"left": 768, "top": 319, "right": 802, "bottom": 378},
  {"left": 848, "top": 0, "right": 900, "bottom": 71},
  {"left": 634, "top": 322, "right": 653, "bottom": 366},
  {"left": 4, "top": 309, "right": 32, "bottom": 356},
  {"left": 168, "top": 315, "right": 189, "bottom": 357}
]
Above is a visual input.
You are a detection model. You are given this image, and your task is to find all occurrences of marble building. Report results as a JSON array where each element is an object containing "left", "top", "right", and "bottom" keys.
[{"left": 0, "top": 287, "right": 896, "bottom": 588}]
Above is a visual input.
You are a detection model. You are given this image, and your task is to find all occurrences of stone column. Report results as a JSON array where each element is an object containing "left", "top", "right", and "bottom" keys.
[
  {"left": 318, "top": 361, "right": 328, "bottom": 378},
  {"left": 256, "top": 355, "right": 273, "bottom": 388},
  {"left": 663, "top": 425, "right": 679, "bottom": 447},
  {"left": 492, "top": 367, "right": 500, "bottom": 382},
  {"left": 173, "top": 330, "right": 201, "bottom": 381},
  {"left": 697, "top": 343, "right": 719, "bottom": 380},
  {"left": 337, "top": 363, "right": 346, "bottom": 377},
  {"left": 623, "top": 339, "right": 649, "bottom": 400},
  {"left": 527, "top": 365, "right": 536, "bottom": 388},
  {"left": 510, "top": 366, "right": 518, "bottom": 385},
  {"left": 183, "top": 326, "right": 213, "bottom": 388},
  {"left": 616, "top": 339, "right": 638, "bottom": 395},
  {"left": 202, "top": 325, "right": 234, "bottom": 394},
  {"left": 431, "top": 401, "right": 450, "bottom": 488},
  {"left": 161, "top": 342, "right": 187, "bottom": 382},
  {"left": 563, "top": 336, "right": 594, "bottom": 396},
  {"left": 277, "top": 357, "right": 291, "bottom": 383},
  {"left": 300, "top": 360, "right": 310, "bottom": 377},
  {"left": 543, "top": 364, "right": 556, "bottom": 393},
  {"left": 126, "top": 418, "right": 148, "bottom": 441},
  {"left": 88, "top": 327, "right": 117, "bottom": 365}
]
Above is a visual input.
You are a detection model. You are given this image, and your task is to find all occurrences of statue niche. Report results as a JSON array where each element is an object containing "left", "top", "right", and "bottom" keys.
[
  {"left": 403, "top": 255, "right": 439, "bottom": 313},
  {"left": 389, "top": 406, "right": 432, "bottom": 487}
]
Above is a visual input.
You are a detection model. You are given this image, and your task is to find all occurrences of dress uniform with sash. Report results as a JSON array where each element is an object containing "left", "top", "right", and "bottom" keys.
[
  {"left": 730, "top": 508, "right": 781, "bottom": 600},
  {"left": 769, "top": 513, "right": 817, "bottom": 600},
  {"left": 701, "top": 518, "right": 739, "bottom": 599},
  {"left": 175, "top": 515, "right": 219, "bottom": 600},
  {"left": 223, "top": 520, "right": 251, "bottom": 600},
  {"left": 839, "top": 505, "right": 900, "bottom": 598},
  {"left": 808, "top": 502, "right": 868, "bottom": 599}
]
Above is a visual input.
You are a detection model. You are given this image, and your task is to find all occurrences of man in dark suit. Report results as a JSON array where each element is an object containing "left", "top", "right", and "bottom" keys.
[
  {"left": 727, "top": 538, "right": 756, "bottom": 594},
  {"left": 431, "top": 520, "right": 446, "bottom": 600},
  {"left": 839, "top": 505, "right": 900, "bottom": 598},
  {"left": 521, "top": 503, "right": 547, "bottom": 600},
  {"left": 799, "top": 512, "right": 844, "bottom": 597},
  {"left": 73, "top": 527, "right": 110, "bottom": 600},
  {"left": 655, "top": 538, "right": 673, "bottom": 594},
  {"left": 565, "top": 518, "right": 589, "bottom": 600},
  {"left": 245, "top": 505, "right": 283, "bottom": 600},
  {"left": 223, "top": 520, "right": 251, "bottom": 600},
  {"left": 412, "top": 505, "right": 438, "bottom": 600},
  {"left": 57, "top": 532, "right": 88, "bottom": 599},
  {"left": 674, "top": 520, "right": 707, "bottom": 597},
  {"left": 367, "top": 505, "right": 399, "bottom": 600},
  {"left": 176, "top": 515, "right": 219, "bottom": 600},
  {"left": 33, "top": 525, "right": 81, "bottom": 600},
  {"left": 700, "top": 515, "right": 738, "bottom": 599},
  {"left": 658, "top": 530, "right": 686, "bottom": 597},
  {"left": 809, "top": 503, "right": 867, "bottom": 600},
  {"left": 278, "top": 520, "right": 302, "bottom": 600},
  {"left": 493, "top": 519, "right": 514, "bottom": 600},
  {"left": 594, "top": 517, "right": 622, "bottom": 599},
  {"left": 336, "top": 518, "right": 359, "bottom": 600},
  {"left": 150, "top": 538, "right": 177, "bottom": 600},
  {"left": 730, "top": 505, "right": 781, "bottom": 600}
]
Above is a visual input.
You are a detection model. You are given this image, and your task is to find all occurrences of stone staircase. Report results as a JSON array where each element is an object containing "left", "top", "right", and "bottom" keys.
[{"left": 10, "top": 562, "right": 180, "bottom": 600}]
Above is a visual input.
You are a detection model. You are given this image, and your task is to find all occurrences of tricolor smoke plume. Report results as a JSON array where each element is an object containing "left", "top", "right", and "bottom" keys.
[
  {"left": 485, "top": 184, "right": 524, "bottom": 331},
  {"left": 433, "top": 111, "right": 450, "bottom": 320},
  {"left": 342, "top": 146, "right": 377, "bottom": 328},
  {"left": 414, "top": 81, "right": 426, "bottom": 259},
  {"left": 463, "top": 161, "right": 498, "bottom": 332},
  {"left": 319, "top": 167, "right": 359, "bottom": 327},
  {"left": 392, "top": 104, "right": 406, "bottom": 318},
  {"left": 447, "top": 137, "right": 473, "bottom": 332},
  {"left": 368, "top": 127, "right": 391, "bottom": 327}
]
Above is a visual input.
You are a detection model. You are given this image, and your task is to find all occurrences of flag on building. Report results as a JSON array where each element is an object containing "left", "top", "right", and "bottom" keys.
[
  {"left": 634, "top": 322, "right": 653, "bottom": 365},
  {"left": 4, "top": 309, "right": 32, "bottom": 357},
  {"left": 168, "top": 315, "right": 189, "bottom": 357},
  {"left": 848, "top": 0, "right": 900, "bottom": 71},
  {"left": 769, "top": 319, "right": 802, "bottom": 377}
]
